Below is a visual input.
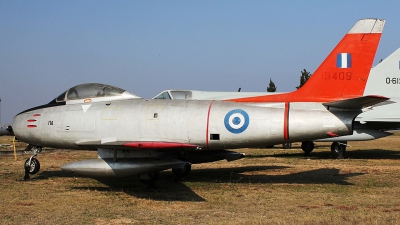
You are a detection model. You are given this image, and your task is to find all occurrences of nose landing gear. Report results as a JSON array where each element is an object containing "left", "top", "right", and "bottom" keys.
[{"left": 23, "top": 145, "right": 42, "bottom": 180}]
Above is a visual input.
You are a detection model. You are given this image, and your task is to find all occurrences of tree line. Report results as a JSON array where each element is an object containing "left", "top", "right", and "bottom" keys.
[{"left": 267, "top": 69, "right": 311, "bottom": 92}]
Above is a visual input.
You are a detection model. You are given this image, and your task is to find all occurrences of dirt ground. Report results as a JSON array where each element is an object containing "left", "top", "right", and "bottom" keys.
[{"left": 1, "top": 134, "right": 400, "bottom": 224}]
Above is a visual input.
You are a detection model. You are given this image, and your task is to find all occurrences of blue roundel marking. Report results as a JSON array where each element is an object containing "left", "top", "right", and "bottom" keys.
[
  {"left": 224, "top": 109, "right": 249, "bottom": 134},
  {"left": 233, "top": 117, "right": 241, "bottom": 125}
]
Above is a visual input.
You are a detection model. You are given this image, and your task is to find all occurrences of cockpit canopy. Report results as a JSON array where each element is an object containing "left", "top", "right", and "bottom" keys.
[{"left": 49, "top": 83, "right": 141, "bottom": 104}]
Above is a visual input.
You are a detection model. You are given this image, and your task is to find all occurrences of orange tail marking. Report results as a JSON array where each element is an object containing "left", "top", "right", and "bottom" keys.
[{"left": 229, "top": 19, "right": 384, "bottom": 103}]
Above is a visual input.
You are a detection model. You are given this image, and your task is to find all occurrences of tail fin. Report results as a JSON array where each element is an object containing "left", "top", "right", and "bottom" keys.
[
  {"left": 230, "top": 18, "right": 385, "bottom": 103},
  {"left": 364, "top": 48, "right": 400, "bottom": 97}
]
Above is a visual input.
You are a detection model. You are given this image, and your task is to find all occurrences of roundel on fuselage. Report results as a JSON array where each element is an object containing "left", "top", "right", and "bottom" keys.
[{"left": 224, "top": 109, "right": 249, "bottom": 134}]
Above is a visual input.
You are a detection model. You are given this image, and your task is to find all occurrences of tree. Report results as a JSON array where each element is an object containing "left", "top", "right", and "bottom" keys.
[
  {"left": 296, "top": 69, "right": 312, "bottom": 89},
  {"left": 267, "top": 79, "right": 277, "bottom": 92}
]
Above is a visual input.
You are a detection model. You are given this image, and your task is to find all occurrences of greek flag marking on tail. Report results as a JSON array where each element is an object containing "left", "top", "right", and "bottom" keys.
[{"left": 336, "top": 53, "right": 352, "bottom": 68}]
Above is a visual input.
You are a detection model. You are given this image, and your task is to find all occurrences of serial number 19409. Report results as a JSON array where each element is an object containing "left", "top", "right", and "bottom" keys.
[
  {"left": 322, "top": 72, "right": 352, "bottom": 80},
  {"left": 386, "top": 77, "right": 400, "bottom": 84}
]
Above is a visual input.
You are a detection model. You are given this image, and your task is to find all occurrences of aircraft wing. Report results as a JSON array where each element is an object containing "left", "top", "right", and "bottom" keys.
[{"left": 323, "top": 95, "right": 389, "bottom": 109}]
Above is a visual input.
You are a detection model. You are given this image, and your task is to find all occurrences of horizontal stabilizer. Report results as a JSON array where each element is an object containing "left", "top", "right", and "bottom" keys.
[
  {"left": 323, "top": 95, "right": 389, "bottom": 109},
  {"left": 316, "top": 128, "right": 391, "bottom": 142},
  {"left": 359, "top": 118, "right": 400, "bottom": 123}
]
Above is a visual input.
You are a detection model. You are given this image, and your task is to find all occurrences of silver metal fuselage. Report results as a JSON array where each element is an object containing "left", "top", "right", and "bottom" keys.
[{"left": 12, "top": 99, "right": 355, "bottom": 150}]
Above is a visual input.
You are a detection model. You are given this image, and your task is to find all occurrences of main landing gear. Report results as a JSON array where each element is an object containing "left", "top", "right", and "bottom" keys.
[
  {"left": 300, "top": 141, "right": 347, "bottom": 159},
  {"left": 138, "top": 172, "right": 160, "bottom": 189},
  {"left": 23, "top": 145, "right": 42, "bottom": 180},
  {"left": 301, "top": 141, "right": 314, "bottom": 156},
  {"left": 282, "top": 143, "right": 292, "bottom": 149},
  {"left": 137, "top": 162, "right": 192, "bottom": 188},
  {"left": 172, "top": 162, "right": 192, "bottom": 182},
  {"left": 331, "top": 141, "right": 347, "bottom": 159}
]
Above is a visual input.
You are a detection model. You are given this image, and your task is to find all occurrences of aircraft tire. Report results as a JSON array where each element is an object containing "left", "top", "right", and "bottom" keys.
[
  {"left": 331, "top": 142, "right": 339, "bottom": 152},
  {"left": 331, "top": 142, "right": 339, "bottom": 158},
  {"left": 172, "top": 163, "right": 192, "bottom": 177},
  {"left": 24, "top": 158, "right": 40, "bottom": 174},
  {"left": 282, "top": 143, "right": 292, "bottom": 149},
  {"left": 301, "top": 141, "right": 314, "bottom": 155},
  {"left": 331, "top": 142, "right": 346, "bottom": 159},
  {"left": 341, "top": 144, "right": 347, "bottom": 154},
  {"left": 138, "top": 172, "right": 160, "bottom": 185}
]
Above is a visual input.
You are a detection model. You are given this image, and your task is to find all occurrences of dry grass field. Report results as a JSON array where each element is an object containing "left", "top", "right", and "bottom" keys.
[{"left": 1, "top": 134, "right": 400, "bottom": 224}]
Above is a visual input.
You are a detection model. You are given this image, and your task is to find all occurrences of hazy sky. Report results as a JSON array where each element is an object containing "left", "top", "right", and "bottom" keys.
[{"left": 1, "top": 1, "right": 399, "bottom": 123}]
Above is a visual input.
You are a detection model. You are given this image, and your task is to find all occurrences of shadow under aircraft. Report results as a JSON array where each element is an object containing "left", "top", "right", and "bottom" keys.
[{"left": 31, "top": 164, "right": 363, "bottom": 202}]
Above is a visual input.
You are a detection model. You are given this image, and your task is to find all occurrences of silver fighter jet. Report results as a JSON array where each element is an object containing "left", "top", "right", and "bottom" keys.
[{"left": 11, "top": 18, "right": 386, "bottom": 186}]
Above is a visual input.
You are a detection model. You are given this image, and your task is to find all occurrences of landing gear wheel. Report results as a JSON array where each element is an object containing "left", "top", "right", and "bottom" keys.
[
  {"left": 172, "top": 163, "right": 192, "bottom": 177},
  {"left": 24, "top": 158, "right": 40, "bottom": 175},
  {"left": 331, "top": 142, "right": 346, "bottom": 159},
  {"left": 341, "top": 143, "right": 347, "bottom": 154},
  {"left": 172, "top": 163, "right": 192, "bottom": 182},
  {"left": 301, "top": 141, "right": 314, "bottom": 156},
  {"left": 22, "top": 145, "right": 42, "bottom": 180},
  {"left": 139, "top": 172, "right": 160, "bottom": 188},
  {"left": 282, "top": 143, "right": 292, "bottom": 149}
]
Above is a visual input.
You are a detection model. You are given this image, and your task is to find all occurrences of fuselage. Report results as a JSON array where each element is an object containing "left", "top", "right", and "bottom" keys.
[{"left": 13, "top": 98, "right": 356, "bottom": 150}]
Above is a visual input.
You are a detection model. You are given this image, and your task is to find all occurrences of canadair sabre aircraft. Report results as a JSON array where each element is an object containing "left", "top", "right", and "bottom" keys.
[
  {"left": 155, "top": 48, "right": 400, "bottom": 159},
  {"left": 11, "top": 18, "right": 385, "bottom": 186}
]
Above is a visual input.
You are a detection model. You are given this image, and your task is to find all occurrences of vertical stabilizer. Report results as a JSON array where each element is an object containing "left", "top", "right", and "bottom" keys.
[
  {"left": 230, "top": 18, "right": 385, "bottom": 103},
  {"left": 364, "top": 48, "right": 400, "bottom": 98}
]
